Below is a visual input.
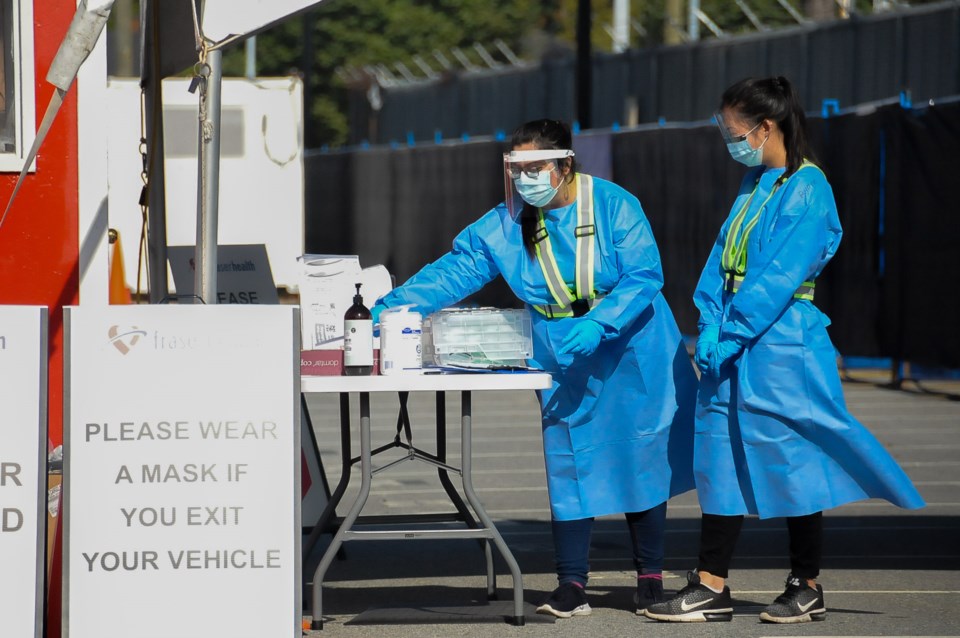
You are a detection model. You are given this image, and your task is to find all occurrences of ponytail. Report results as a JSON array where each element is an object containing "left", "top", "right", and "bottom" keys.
[{"left": 519, "top": 206, "right": 540, "bottom": 258}]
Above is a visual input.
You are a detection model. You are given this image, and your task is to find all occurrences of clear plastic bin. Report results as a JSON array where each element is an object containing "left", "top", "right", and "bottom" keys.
[{"left": 422, "top": 308, "right": 533, "bottom": 368}]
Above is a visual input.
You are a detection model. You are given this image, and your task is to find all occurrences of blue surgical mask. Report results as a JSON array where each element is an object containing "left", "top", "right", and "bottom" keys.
[
  {"left": 515, "top": 169, "right": 560, "bottom": 208},
  {"left": 726, "top": 126, "right": 768, "bottom": 167}
]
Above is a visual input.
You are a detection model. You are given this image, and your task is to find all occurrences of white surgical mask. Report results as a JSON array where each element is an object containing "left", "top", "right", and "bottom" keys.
[
  {"left": 726, "top": 122, "right": 768, "bottom": 167},
  {"left": 514, "top": 168, "right": 560, "bottom": 207}
]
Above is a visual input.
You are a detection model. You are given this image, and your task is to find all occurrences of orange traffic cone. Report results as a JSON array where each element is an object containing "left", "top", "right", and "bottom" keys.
[{"left": 108, "top": 229, "right": 132, "bottom": 304}]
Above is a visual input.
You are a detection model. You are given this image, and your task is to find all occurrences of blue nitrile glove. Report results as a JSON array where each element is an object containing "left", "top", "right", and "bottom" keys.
[
  {"left": 707, "top": 337, "right": 745, "bottom": 378},
  {"left": 371, "top": 303, "right": 386, "bottom": 326},
  {"left": 558, "top": 319, "right": 604, "bottom": 357},
  {"left": 695, "top": 325, "right": 720, "bottom": 375}
]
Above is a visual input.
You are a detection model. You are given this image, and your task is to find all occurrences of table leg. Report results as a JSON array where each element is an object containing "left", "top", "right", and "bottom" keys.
[
  {"left": 310, "top": 392, "right": 372, "bottom": 630},
  {"left": 458, "top": 391, "right": 526, "bottom": 626},
  {"left": 304, "top": 393, "right": 351, "bottom": 559},
  {"left": 433, "top": 392, "right": 496, "bottom": 596}
]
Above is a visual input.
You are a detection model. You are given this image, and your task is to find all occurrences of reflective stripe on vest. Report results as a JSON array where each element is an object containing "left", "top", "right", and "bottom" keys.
[
  {"left": 724, "top": 272, "right": 816, "bottom": 301},
  {"left": 721, "top": 161, "right": 823, "bottom": 301},
  {"left": 535, "top": 295, "right": 606, "bottom": 319},
  {"left": 532, "top": 173, "right": 597, "bottom": 318}
]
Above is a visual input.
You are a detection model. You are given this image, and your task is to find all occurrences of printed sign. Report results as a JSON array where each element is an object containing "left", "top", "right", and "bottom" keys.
[
  {"left": 0, "top": 306, "right": 47, "bottom": 638},
  {"left": 167, "top": 244, "right": 280, "bottom": 304},
  {"left": 64, "top": 306, "right": 300, "bottom": 638}
]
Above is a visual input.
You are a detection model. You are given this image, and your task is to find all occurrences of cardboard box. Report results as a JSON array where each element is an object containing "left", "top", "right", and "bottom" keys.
[
  {"left": 301, "top": 349, "right": 380, "bottom": 376},
  {"left": 297, "top": 255, "right": 392, "bottom": 351},
  {"left": 297, "top": 255, "right": 362, "bottom": 350}
]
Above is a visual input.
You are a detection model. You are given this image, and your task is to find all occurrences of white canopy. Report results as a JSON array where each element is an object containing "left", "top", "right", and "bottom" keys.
[
  {"left": 202, "top": 0, "right": 324, "bottom": 48},
  {"left": 145, "top": 0, "right": 327, "bottom": 80}
]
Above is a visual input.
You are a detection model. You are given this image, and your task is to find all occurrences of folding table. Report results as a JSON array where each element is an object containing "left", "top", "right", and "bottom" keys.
[{"left": 301, "top": 372, "right": 551, "bottom": 630}]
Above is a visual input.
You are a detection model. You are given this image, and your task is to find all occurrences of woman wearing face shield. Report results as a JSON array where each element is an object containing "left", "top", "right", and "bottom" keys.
[
  {"left": 643, "top": 77, "right": 925, "bottom": 624},
  {"left": 374, "top": 118, "right": 697, "bottom": 618}
]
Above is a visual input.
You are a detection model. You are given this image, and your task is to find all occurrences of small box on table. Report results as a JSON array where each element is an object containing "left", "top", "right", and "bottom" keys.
[
  {"left": 421, "top": 308, "right": 533, "bottom": 368},
  {"left": 301, "top": 349, "right": 381, "bottom": 376}
]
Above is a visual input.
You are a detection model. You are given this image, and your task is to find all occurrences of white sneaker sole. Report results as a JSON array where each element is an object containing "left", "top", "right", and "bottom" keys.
[
  {"left": 644, "top": 607, "right": 733, "bottom": 622},
  {"left": 759, "top": 608, "right": 826, "bottom": 623},
  {"left": 535, "top": 603, "right": 592, "bottom": 618}
]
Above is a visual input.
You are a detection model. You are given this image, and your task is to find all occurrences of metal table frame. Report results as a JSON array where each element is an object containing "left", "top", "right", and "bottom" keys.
[{"left": 301, "top": 373, "right": 551, "bottom": 630}]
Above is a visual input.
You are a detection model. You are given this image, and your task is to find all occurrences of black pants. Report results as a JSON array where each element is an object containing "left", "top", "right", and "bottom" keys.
[
  {"left": 697, "top": 512, "right": 823, "bottom": 580},
  {"left": 552, "top": 502, "right": 667, "bottom": 586}
]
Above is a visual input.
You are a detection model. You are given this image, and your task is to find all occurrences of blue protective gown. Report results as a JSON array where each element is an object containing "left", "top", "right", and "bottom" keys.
[
  {"left": 378, "top": 175, "right": 697, "bottom": 520},
  {"left": 693, "top": 164, "right": 926, "bottom": 518}
]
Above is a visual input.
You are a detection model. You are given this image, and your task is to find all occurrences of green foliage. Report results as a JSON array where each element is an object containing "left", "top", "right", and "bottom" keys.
[{"left": 223, "top": 0, "right": 544, "bottom": 147}]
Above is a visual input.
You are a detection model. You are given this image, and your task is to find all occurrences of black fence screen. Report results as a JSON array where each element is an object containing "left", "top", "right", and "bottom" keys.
[
  {"left": 306, "top": 101, "right": 960, "bottom": 368},
  {"left": 347, "top": 3, "right": 960, "bottom": 147},
  {"left": 881, "top": 102, "right": 960, "bottom": 368}
]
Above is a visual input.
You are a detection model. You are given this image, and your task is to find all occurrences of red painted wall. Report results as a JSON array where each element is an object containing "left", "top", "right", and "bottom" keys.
[{"left": 0, "top": 1, "right": 79, "bottom": 448}]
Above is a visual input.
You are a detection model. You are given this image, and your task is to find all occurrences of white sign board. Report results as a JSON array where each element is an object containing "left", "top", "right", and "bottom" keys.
[
  {"left": 106, "top": 77, "right": 304, "bottom": 292},
  {"left": 0, "top": 306, "right": 47, "bottom": 638},
  {"left": 64, "top": 306, "right": 300, "bottom": 638},
  {"left": 167, "top": 244, "right": 280, "bottom": 304}
]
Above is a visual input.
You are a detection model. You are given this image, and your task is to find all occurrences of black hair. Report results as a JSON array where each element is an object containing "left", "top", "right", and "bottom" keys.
[
  {"left": 720, "top": 76, "right": 818, "bottom": 180},
  {"left": 509, "top": 119, "right": 578, "bottom": 257}
]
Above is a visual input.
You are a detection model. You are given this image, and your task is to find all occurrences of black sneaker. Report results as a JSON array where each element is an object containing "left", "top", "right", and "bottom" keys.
[
  {"left": 643, "top": 571, "right": 733, "bottom": 622},
  {"left": 634, "top": 578, "right": 664, "bottom": 615},
  {"left": 535, "top": 582, "right": 592, "bottom": 618},
  {"left": 759, "top": 573, "right": 826, "bottom": 623}
]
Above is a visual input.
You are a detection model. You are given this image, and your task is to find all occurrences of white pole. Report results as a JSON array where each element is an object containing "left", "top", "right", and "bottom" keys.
[
  {"left": 195, "top": 48, "right": 223, "bottom": 304},
  {"left": 688, "top": 0, "right": 701, "bottom": 41},
  {"left": 245, "top": 36, "right": 256, "bottom": 78},
  {"left": 613, "top": 0, "right": 629, "bottom": 53}
]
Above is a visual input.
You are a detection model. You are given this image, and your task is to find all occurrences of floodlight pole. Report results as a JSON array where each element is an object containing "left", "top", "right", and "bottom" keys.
[
  {"left": 613, "top": 0, "right": 629, "bottom": 53},
  {"left": 689, "top": 0, "right": 701, "bottom": 41},
  {"left": 245, "top": 35, "right": 257, "bottom": 78},
  {"left": 576, "top": 0, "right": 592, "bottom": 129},
  {"left": 195, "top": 47, "right": 223, "bottom": 304}
]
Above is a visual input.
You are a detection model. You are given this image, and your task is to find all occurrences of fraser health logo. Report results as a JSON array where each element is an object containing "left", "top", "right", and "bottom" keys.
[{"left": 107, "top": 325, "right": 147, "bottom": 355}]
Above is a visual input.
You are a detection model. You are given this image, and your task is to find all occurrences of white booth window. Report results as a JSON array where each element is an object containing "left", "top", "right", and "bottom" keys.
[{"left": 0, "top": 0, "right": 35, "bottom": 172}]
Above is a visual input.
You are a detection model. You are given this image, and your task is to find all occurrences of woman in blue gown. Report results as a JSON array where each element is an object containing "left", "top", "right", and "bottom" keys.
[
  {"left": 644, "top": 77, "right": 925, "bottom": 625},
  {"left": 374, "top": 119, "right": 697, "bottom": 618}
]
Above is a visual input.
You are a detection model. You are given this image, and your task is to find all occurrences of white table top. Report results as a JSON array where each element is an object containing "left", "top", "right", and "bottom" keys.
[{"left": 301, "top": 371, "right": 552, "bottom": 394}]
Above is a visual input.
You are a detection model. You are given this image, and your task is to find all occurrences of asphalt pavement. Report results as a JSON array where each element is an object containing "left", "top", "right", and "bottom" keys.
[{"left": 300, "top": 371, "right": 960, "bottom": 637}]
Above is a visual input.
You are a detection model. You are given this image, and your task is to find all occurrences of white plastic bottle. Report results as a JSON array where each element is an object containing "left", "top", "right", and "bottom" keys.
[{"left": 379, "top": 305, "right": 423, "bottom": 375}]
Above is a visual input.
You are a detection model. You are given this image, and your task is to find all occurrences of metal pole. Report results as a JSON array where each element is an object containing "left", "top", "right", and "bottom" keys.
[
  {"left": 195, "top": 48, "right": 223, "bottom": 304},
  {"left": 576, "top": 0, "right": 592, "bottom": 129},
  {"left": 689, "top": 0, "right": 701, "bottom": 41},
  {"left": 143, "top": 79, "right": 170, "bottom": 303},
  {"left": 142, "top": 0, "right": 169, "bottom": 303},
  {"left": 245, "top": 36, "right": 256, "bottom": 79},
  {"left": 613, "top": 0, "right": 629, "bottom": 53}
]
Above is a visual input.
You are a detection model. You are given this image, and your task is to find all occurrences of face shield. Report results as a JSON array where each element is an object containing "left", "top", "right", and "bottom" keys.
[
  {"left": 714, "top": 111, "right": 761, "bottom": 145},
  {"left": 503, "top": 149, "right": 575, "bottom": 220},
  {"left": 716, "top": 111, "right": 768, "bottom": 166}
]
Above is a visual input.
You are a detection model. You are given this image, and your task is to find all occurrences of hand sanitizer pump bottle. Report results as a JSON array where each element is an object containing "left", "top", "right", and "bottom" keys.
[{"left": 343, "top": 283, "right": 373, "bottom": 376}]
